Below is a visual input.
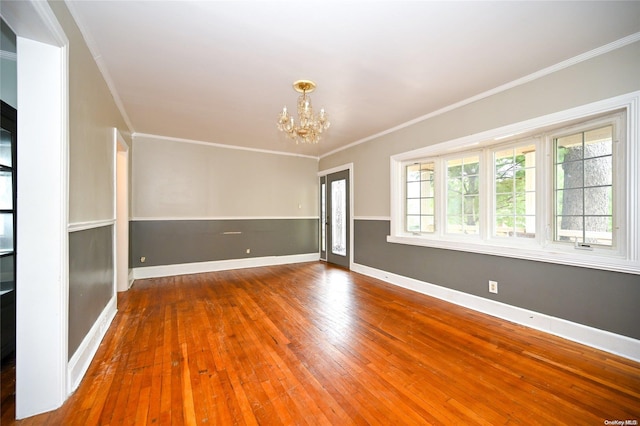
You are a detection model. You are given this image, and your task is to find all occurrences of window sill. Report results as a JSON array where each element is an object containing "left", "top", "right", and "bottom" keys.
[{"left": 386, "top": 234, "right": 640, "bottom": 275}]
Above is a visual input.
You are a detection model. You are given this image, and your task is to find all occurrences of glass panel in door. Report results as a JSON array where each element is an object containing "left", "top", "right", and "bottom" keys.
[
  {"left": 325, "top": 169, "right": 350, "bottom": 269},
  {"left": 331, "top": 179, "right": 346, "bottom": 256}
]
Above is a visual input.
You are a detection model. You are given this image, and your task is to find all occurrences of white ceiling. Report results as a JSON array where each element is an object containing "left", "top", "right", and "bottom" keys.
[{"left": 65, "top": 1, "right": 640, "bottom": 158}]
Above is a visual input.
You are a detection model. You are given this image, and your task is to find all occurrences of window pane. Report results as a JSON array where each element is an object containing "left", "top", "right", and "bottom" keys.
[
  {"left": 407, "top": 215, "right": 420, "bottom": 232},
  {"left": 421, "top": 198, "right": 434, "bottom": 214},
  {"left": 331, "top": 179, "right": 346, "bottom": 256},
  {"left": 584, "top": 125, "right": 612, "bottom": 158},
  {"left": 0, "top": 129, "right": 11, "bottom": 168},
  {"left": 420, "top": 180, "right": 434, "bottom": 197},
  {"left": 407, "top": 199, "right": 420, "bottom": 215},
  {"left": 463, "top": 160, "right": 479, "bottom": 176},
  {"left": 585, "top": 217, "right": 612, "bottom": 246},
  {"left": 516, "top": 216, "right": 535, "bottom": 238},
  {"left": 556, "top": 216, "right": 583, "bottom": 243},
  {"left": 584, "top": 157, "right": 612, "bottom": 187},
  {"left": 0, "top": 213, "right": 13, "bottom": 251},
  {"left": 447, "top": 193, "right": 461, "bottom": 216},
  {"left": 448, "top": 163, "right": 462, "bottom": 178},
  {"left": 446, "top": 215, "right": 462, "bottom": 233},
  {"left": 554, "top": 125, "right": 614, "bottom": 247},
  {"left": 405, "top": 161, "right": 436, "bottom": 233},
  {"left": 463, "top": 215, "right": 479, "bottom": 234},
  {"left": 556, "top": 162, "right": 582, "bottom": 189},
  {"left": 421, "top": 216, "right": 435, "bottom": 233},
  {"left": 495, "top": 149, "right": 515, "bottom": 168},
  {"left": 420, "top": 164, "right": 434, "bottom": 181},
  {"left": 0, "top": 171, "right": 12, "bottom": 210},
  {"left": 407, "top": 164, "right": 421, "bottom": 182},
  {"left": 496, "top": 193, "right": 514, "bottom": 215},
  {"left": 556, "top": 133, "right": 583, "bottom": 162},
  {"left": 494, "top": 144, "right": 536, "bottom": 239},
  {"left": 495, "top": 215, "right": 512, "bottom": 237},
  {"left": 407, "top": 182, "right": 420, "bottom": 198},
  {"left": 0, "top": 254, "right": 14, "bottom": 292},
  {"left": 447, "top": 156, "right": 479, "bottom": 235},
  {"left": 556, "top": 188, "right": 583, "bottom": 216},
  {"left": 464, "top": 195, "right": 479, "bottom": 215},
  {"left": 584, "top": 187, "right": 612, "bottom": 215}
]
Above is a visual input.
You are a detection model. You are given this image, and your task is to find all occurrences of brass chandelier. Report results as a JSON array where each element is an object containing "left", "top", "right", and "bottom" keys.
[{"left": 277, "top": 80, "right": 330, "bottom": 144}]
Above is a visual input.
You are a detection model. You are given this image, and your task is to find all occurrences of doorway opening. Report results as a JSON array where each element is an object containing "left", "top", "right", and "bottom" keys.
[{"left": 115, "top": 130, "right": 129, "bottom": 292}]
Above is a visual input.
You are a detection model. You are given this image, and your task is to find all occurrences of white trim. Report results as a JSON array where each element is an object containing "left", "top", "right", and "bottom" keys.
[
  {"left": 320, "top": 32, "right": 640, "bottom": 160},
  {"left": 114, "top": 129, "right": 130, "bottom": 292},
  {"left": 352, "top": 262, "right": 640, "bottom": 363},
  {"left": 389, "top": 91, "right": 640, "bottom": 275},
  {"left": 131, "top": 216, "right": 319, "bottom": 222},
  {"left": 134, "top": 132, "right": 320, "bottom": 160},
  {"left": 68, "top": 219, "right": 115, "bottom": 232},
  {"left": 12, "top": 1, "right": 70, "bottom": 416},
  {"left": 317, "top": 163, "right": 354, "bottom": 177},
  {"left": 132, "top": 253, "right": 319, "bottom": 280},
  {"left": 67, "top": 296, "right": 117, "bottom": 393},
  {"left": 354, "top": 216, "right": 391, "bottom": 221}
]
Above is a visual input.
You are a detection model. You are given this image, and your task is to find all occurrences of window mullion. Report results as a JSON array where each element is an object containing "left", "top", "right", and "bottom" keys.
[
  {"left": 480, "top": 148, "right": 491, "bottom": 241},
  {"left": 537, "top": 138, "right": 549, "bottom": 247},
  {"left": 435, "top": 157, "right": 445, "bottom": 238}
]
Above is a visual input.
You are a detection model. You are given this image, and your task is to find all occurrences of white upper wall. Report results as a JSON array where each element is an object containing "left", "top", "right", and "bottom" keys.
[{"left": 132, "top": 134, "right": 319, "bottom": 219}]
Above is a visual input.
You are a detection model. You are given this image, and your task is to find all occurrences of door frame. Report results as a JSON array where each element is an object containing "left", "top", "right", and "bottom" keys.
[
  {"left": 114, "top": 129, "right": 130, "bottom": 292},
  {"left": 318, "top": 163, "right": 354, "bottom": 269},
  {"left": 3, "top": 0, "right": 71, "bottom": 418}
]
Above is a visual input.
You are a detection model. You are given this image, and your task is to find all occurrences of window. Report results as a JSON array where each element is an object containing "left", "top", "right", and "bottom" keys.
[
  {"left": 554, "top": 125, "right": 613, "bottom": 247},
  {"left": 446, "top": 155, "right": 480, "bottom": 235},
  {"left": 494, "top": 143, "right": 536, "bottom": 239},
  {"left": 406, "top": 162, "right": 435, "bottom": 233},
  {"left": 389, "top": 92, "right": 640, "bottom": 274}
]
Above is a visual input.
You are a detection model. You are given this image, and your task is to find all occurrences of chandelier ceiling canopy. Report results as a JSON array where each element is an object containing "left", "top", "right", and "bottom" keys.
[{"left": 277, "top": 80, "right": 330, "bottom": 145}]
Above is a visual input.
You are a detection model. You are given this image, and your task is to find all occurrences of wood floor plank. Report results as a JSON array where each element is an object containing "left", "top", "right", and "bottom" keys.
[{"left": 3, "top": 262, "right": 639, "bottom": 425}]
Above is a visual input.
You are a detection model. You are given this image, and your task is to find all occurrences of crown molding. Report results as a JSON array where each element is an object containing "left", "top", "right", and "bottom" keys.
[{"left": 133, "top": 132, "right": 320, "bottom": 160}]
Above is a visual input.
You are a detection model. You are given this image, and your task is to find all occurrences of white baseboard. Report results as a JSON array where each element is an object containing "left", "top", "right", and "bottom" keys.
[
  {"left": 132, "top": 253, "right": 320, "bottom": 280},
  {"left": 67, "top": 295, "right": 118, "bottom": 392},
  {"left": 352, "top": 263, "right": 640, "bottom": 362}
]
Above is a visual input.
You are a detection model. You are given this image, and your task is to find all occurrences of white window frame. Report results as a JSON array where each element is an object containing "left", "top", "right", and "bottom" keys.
[
  {"left": 404, "top": 159, "right": 437, "bottom": 234},
  {"left": 488, "top": 138, "right": 541, "bottom": 247},
  {"left": 389, "top": 91, "right": 640, "bottom": 275},
  {"left": 547, "top": 115, "right": 622, "bottom": 252}
]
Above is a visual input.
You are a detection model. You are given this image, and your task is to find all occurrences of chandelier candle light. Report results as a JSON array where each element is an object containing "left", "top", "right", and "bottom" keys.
[{"left": 277, "top": 80, "right": 330, "bottom": 144}]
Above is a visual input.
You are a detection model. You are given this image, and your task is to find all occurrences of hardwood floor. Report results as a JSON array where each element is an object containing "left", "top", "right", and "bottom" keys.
[{"left": 5, "top": 262, "right": 640, "bottom": 424}]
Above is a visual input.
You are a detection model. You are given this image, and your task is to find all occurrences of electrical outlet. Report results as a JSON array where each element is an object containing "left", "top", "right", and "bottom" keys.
[
  {"left": 246, "top": 248, "right": 251, "bottom": 254},
  {"left": 140, "top": 256, "right": 146, "bottom": 263},
  {"left": 489, "top": 280, "right": 498, "bottom": 294}
]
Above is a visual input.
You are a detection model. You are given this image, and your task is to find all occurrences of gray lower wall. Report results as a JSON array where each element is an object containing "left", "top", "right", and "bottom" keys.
[
  {"left": 68, "top": 225, "right": 114, "bottom": 358},
  {"left": 130, "top": 219, "right": 319, "bottom": 268},
  {"left": 355, "top": 219, "right": 640, "bottom": 340}
]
